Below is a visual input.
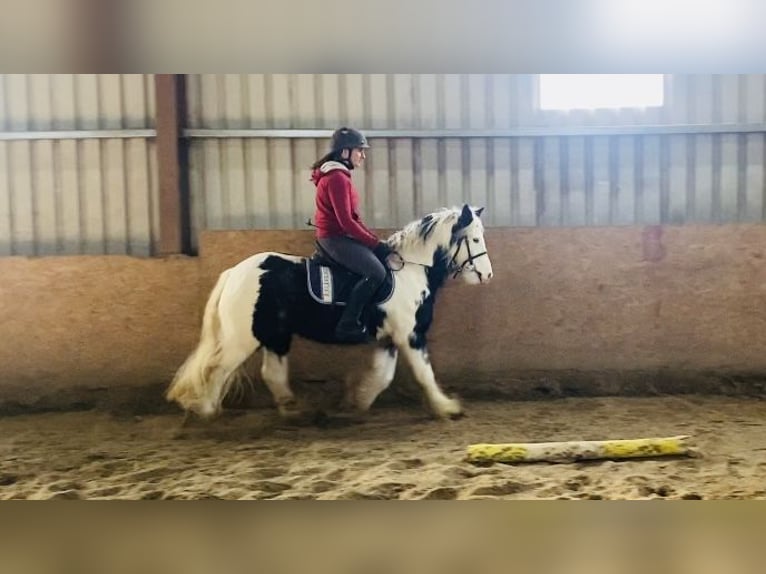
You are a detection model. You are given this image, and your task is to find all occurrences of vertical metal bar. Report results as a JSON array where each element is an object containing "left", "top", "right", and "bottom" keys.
[
  {"left": 435, "top": 74, "right": 447, "bottom": 209},
  {"left": 96, "top": 75, "right": 108, "bottom": 253},
  {"left": 239, "top": 75, "right": 253, "bottom": 229},
  {"left": 584, "top": 136, "right": 594, "bottom": 226},
  {"left": 287, "top": 76, "right": 298, "bottom": 228},
  {"left": 45, "top": 76, "right": 63, "bottom": 254},
  {"left": 25, "top": 76, "right": 39, "bottom": 255},
  {"left": 388, "top": 73, "right": 400, "bottom": 226},
  {"left": 460, "top": 75, "right": 470, "bottom": 207},
  {"left": 29, "top": 76, "right": 56, "bottom": 255},
  {"left": 155, "top": 74, "right": 190, "bottom": 255},
  {"left": 9, "top": 76, "right": 32, "bottom": 255},
  {"left": 608, "top": 136, "right": 619, "bottom": 224},
  {"left": 264, "top": 74, "right": 275, "bottom": 228},
  {"left": 634, "top": 135, "right": 644, "bottom": 223},
  {"left": 533, "top": 137, "right": 544, "bottom": 226},
  {"left": 52, "top": 138, "right": 64, "bottom": 253},
  {"left": 559, "top": 137, "right": 569, "bottom": 226},
  {"left": 412, "top": 139, "right": 423, "bottom": 218},
  {"left": 216, "top": 76, "right": 229, "bottom": 228},
  {"left": 659, "top": 136, "right": 670, "bottom": 223},
  {"left": 737, "top": 74, "right": 748, "bottom": 221},
  {"left": 685, "top": 136, "right": 696, "bottom": 222},
  {"left": 711, "top": 75, "right": 723, "bottom": 223},
  {"left": 412, "top": 75, "right": 423, "bottom": 217},
  {"left": 510, "top": 138, "right": 520, "bottom": 226},
  {"left": 360, "top": 74, "right": 374, "bottom": 218},
  {"left": 737, "top": 133, "right": 748, "bottom": 222},
  {"left": 118, "top": 75, "right": 131, "bottom": 253},
  {"left": 72, "top": 78, "right": 85, "bottom": 253},
  {"left": 392, "top": 75, "right": 414, "bottom": 225},
  {"left": 484, "top": 75, "right": 496, "bottom": 224}
]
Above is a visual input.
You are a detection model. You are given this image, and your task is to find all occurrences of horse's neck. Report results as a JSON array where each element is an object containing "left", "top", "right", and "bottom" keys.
[
  {"left": 397, "top": 241, "right": 439, "bottom": 267},
  {"left": 396, "top": 236, "right": 453, "bottom": 293}
]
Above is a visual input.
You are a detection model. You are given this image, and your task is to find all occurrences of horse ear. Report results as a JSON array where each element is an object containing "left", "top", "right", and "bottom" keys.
[
  {"left": 475, "top": 206, "right": 485, "bottom": 218},
  {"left": 457, "top": 204, "right": 473, "bottom": 229}
]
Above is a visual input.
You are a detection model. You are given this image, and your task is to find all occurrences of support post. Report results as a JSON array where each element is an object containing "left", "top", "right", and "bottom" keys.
[{"left": 155, "top": 74, "right": 191, "bottom": 255}]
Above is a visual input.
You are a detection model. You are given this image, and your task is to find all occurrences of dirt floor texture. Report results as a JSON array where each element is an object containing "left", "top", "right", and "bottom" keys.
[{"left": 0, "top": 395, "right": 764, "bottom": 500}]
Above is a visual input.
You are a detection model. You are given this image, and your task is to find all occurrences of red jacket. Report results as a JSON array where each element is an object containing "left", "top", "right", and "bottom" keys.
[{"left": 311, "top": 161, "right": 379, "bottom": 248}]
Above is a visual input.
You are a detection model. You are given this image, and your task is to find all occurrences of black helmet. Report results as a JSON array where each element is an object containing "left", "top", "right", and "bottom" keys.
[{"left": 330, "top": 127, "right": 370, "bottom": 153}]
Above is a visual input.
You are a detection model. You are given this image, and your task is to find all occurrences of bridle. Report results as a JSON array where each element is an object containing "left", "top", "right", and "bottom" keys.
[
  {"left": 389, "top": 233, "right": 489, "bottom": 279},
  {"left": 447, "top": 234, "right": 489, "bottom": 279}
]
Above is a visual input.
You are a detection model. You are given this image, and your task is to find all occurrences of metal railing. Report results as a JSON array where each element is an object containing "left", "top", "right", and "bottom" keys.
[{"left": 2, "top": 123, "right": 766, "bottom": 141}]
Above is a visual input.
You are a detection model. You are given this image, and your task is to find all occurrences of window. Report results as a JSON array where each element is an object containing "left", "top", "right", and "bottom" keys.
[{"left": 538, "top": 74, "right": 665, "bottom": 111}]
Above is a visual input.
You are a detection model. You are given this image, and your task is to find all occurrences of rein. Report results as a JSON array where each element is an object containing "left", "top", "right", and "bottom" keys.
[
  {"left": 306, "top": 218, "right": 488, "bottom": 279},
  {"left": 388, "top": 235, "right": 488, "bottom": 279}
]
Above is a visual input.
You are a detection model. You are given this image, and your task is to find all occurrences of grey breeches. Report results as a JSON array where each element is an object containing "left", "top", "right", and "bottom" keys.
[{"left": 317, "top": 236, "right": 386, "bottom": 285}]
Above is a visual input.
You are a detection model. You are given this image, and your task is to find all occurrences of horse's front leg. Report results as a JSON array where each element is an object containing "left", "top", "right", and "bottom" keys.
[
  {"left": 343, "top": 343, "right": 399, "bottom": 412},
  {"left": 398, "top": 343, "right": 463, "bottom": 419}
]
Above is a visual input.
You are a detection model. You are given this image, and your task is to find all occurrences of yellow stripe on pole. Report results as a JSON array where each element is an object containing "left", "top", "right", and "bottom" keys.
[{"left": 466, "top": 435, "right": 692, "bottom": 464}]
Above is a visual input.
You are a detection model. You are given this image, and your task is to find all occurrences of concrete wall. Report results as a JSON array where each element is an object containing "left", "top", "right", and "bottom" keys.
[{"left": 2, "top": 224, "right": 766, "bottom": 413}]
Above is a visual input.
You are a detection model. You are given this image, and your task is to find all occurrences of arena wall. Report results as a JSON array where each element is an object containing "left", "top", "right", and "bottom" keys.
[{"left": 1, "top": 224, "right": 765, "bottom": 413}]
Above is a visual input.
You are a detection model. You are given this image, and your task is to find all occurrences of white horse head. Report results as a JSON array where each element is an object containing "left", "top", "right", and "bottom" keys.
[{"left": 388, "top": 204, "right": 493, "bottom": 285}]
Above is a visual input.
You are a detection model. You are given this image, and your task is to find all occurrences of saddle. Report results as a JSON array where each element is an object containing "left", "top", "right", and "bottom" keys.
[{"left": 305, "top": 242, "right": 395, "bottom": 306}]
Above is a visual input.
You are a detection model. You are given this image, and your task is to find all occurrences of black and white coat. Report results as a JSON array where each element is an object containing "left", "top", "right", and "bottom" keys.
[{"left": 166, "top": 204, "right": 493, "bottom": 421}]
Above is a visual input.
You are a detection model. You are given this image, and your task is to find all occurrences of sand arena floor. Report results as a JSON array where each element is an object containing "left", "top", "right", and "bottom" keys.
[{"left": 0, "top": 395, "right": 764, "bottom": 500}]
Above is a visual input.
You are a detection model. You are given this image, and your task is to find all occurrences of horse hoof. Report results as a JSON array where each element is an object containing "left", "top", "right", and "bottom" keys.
[
  {"left": 337, "top": 397, "right": 369, "bottom": 416},
  {"left": 327, "top": 409, "right": 369, "bottom": 426},
  {"left": 277, "top": 399, "right": 317, "bottom": 425},
  {"left": 312, "top": 410, "right": 331, "bottom": 427},
  {"left": 433, "top": 397, "right": 463, "bottom": 420},
  {"left": 180, "top": 411, "right": 194, "bottom": 428},
  {"left": 177, "top": 409, "right": 217, "bottom": 433},
  {"left": 278, "top": 401, "right": 303, "bottom": 418},
  {"left": 185, "top": 405, "right": 220, "bottom": 423}
]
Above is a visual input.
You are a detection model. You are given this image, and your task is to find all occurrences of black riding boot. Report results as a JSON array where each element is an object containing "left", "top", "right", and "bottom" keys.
[{"left": 335, "top": 277, "right": 381, "bottom": 343}]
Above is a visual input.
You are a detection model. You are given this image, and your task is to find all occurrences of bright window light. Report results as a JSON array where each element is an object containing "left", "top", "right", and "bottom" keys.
[{"left": 538, "top": 74, "right": 664, "bottom": 111}]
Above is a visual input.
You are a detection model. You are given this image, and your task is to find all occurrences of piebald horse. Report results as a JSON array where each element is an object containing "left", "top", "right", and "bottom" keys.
[{"left": 166, "top": 204, "right": 493, "bottom": 420}]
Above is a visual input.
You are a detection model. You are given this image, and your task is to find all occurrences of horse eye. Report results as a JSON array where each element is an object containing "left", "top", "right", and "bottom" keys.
[{"left": 472, "top": 238, "right": 480, "bottom": 243}]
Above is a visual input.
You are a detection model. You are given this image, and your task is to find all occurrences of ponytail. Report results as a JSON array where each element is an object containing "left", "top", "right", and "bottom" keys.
[
  {"left": 310, "top": 150, "right": 354, "bottom": 171},
  {"left": 310, "top": 151, "right": 336, "bottom": 171}
]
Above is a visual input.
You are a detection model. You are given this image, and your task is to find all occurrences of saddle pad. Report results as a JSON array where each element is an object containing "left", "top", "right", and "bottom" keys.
[
  {"left": 306, "top": 260, "right": 355, "bottom": 305},
  {"left": 305, "top": 259, "right": 394, "bottom": 306}
]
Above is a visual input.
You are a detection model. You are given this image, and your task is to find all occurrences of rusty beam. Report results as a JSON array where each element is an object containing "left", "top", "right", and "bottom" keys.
[{"left": 155, "top": 74, "right": 191, "bottom": 256}]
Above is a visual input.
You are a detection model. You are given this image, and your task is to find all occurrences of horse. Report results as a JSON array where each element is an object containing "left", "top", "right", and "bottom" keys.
[{"left": 165, "top": 203, "right": 493, "bottom": 421}]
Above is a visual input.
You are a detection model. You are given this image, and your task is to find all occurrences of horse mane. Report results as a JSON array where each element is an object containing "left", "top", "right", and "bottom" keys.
[{"left": 386, "top": 207, "right": 462, "bottom": 254}]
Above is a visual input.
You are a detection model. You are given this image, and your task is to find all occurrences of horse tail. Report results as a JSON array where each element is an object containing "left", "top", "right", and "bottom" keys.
[{"left": 165, "top": 267, "right": 232, "bottom": 416}]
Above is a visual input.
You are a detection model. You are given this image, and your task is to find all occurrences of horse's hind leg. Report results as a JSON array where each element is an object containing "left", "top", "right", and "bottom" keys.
[
  {"left": 199, "top": 340, "right": 257, "bottom": 418},
  {"left": 260, "top": 349, "right": 303, "bottom": 419},
  {"left": 343, "top": 344, "right": 399, "bottom": 412}
]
